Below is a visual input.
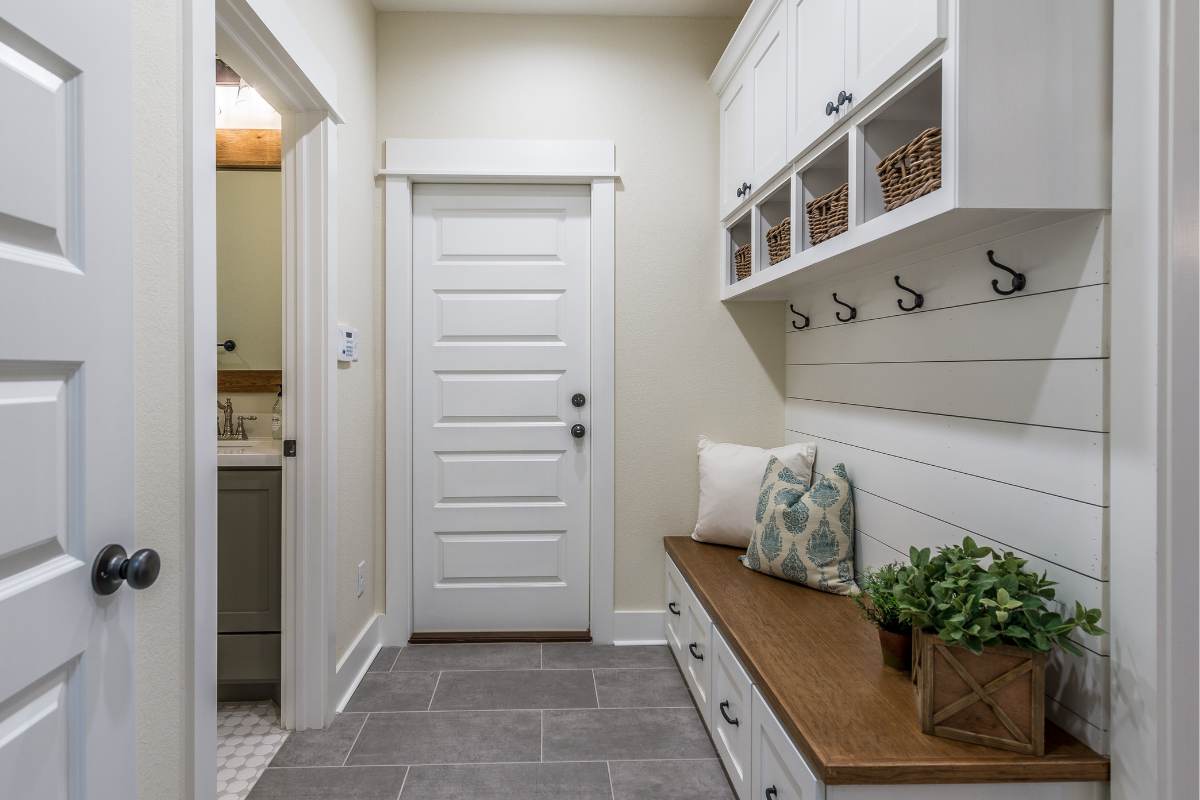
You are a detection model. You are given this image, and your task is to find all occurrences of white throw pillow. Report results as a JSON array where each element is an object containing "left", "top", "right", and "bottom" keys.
[{"left": 691, "top": 436, "right": 817, "bottom": 548}]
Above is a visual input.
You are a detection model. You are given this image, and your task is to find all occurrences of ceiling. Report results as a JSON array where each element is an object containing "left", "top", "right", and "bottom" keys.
[{"left": 370, "top": 0, "right": 750, "bottom": 17}]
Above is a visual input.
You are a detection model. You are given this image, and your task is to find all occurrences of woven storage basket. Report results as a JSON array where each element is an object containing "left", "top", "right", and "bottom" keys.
[
  {"left": 876, "top": 126, "right": 942, "bottom": 212},
  {"left": 805, "top": 183, "right": 849, "bottom": 246},
  {"left": 766, "top": 218, "right": 791, "bottom": 265},
  {"left": 733, "top": 244, "right": 752, "bottom": 281}
]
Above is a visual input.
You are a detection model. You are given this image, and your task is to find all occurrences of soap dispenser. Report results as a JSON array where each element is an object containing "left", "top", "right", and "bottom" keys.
[{"left": 271, "top": 389, "right": 283, "bottom": 440}]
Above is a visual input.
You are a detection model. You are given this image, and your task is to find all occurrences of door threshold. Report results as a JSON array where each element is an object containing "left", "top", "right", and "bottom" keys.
[{"left": 409, "top": 630, "right": 592, "bottom": 644}]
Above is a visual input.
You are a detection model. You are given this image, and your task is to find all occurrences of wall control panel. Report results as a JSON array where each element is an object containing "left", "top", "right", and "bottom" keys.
[{"left": 337, "top": 324, "right": 359, "bottom": 363}]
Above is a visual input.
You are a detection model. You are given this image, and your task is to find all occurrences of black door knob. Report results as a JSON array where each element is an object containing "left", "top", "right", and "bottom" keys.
[
  {"left": 92, "top": 544, "right": 161, "bottom": 596},
  {"left": 571, "top": 424, "right": 586, "bottom": 439},
  {"left": 838, "top": 89, "right": 853, "bottom": 107},
  {"left": 826, "top": 100, "right": 838, "bottom": 116},
  {"left": 571, "top": 393, "right": 586, "bottom": 408}
]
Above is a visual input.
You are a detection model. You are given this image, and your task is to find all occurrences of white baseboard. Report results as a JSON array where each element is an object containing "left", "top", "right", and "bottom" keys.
[
  {"left": 612, "top": 610, "right": 667, "bottom": 645},
  {"left": 333, "top": 613, "right": 382, "bottom": 713}
]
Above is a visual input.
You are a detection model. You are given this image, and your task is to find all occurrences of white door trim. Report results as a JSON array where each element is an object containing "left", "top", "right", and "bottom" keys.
[
  {"left": 185, "top": 2, "right": 339, "bottom": 795},
  {"left": 382, "top": 139, "right": 617, "bottom": 644}
]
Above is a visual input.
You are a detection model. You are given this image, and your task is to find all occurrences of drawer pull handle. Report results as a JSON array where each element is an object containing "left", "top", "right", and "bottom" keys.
[
  {"left": 719, "top": 700, "right": 740, "bottom": 727},
  {"left": 765, "top": 788, "right": 778, "bottom": 800},
  {"left": 668, "top": 601, "right": 680, "bottom": 616},
  {"left": 688, "top": 643, "right": 704, "bottom": 661}
]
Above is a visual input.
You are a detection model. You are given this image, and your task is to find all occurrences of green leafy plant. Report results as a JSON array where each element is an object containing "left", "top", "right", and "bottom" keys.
[
  {"left": 853, "top": 562, "right": 908, "bottom": 634},
  {"left": 892, "top": 537, "right": 1104, "bottom": 656}
]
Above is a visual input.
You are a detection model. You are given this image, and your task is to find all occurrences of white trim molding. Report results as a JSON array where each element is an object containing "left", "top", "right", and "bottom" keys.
[
  {"left": 612, "top": 611, "right": 667, "bottom": 646},
  {"left": 383, "top": 138, "right": 618, "bottom": 645},
  {"left": 333, "top": 613, "right": 383, "bottom": 713}
]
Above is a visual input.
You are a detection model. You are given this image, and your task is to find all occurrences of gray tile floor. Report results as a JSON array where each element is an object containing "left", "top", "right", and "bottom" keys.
[{"left": 248, "top": 643, "right": 735, "bottom": 800}]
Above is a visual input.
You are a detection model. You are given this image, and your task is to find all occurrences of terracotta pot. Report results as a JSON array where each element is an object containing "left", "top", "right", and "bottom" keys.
[{"left": 877, "top": 627, "right": 912, "bottom": 672}]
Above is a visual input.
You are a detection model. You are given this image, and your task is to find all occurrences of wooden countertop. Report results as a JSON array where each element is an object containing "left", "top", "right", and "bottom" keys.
[{"left": 664, "top": 536, "right": 1110, "bottom": 785}]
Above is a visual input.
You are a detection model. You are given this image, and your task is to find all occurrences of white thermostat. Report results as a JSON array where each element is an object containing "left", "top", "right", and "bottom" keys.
[{"left": 337, "top": 324, "right": 359, "bottom": 363}]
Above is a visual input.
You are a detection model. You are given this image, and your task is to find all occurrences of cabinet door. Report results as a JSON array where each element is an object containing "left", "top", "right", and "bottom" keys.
[
  {"left": 788, "top": 0, "right": 845, "bottom": 160},
  {"left": 845, "top": 0, "right": 944, "bottom": 108},
  {"left": 749, "top": 0, "right": 789, "bottom": 189},
  {"left": 664, "top": 558, "right": 687, "bottom": 666},
  {"left": 218, "top": 469, "right": 282, "bottom": 633},
  {"left": 683, "top": 598, "right": 714, "bottom": 726},
  {"left": 720, "top": 67, "right": 755, "bottom": 218},
  {"left": 751, "top": 688, "right": 824, "bottom": 800},
  {"left": 711, "top": 629, "right": 754, "bottom": 799}
]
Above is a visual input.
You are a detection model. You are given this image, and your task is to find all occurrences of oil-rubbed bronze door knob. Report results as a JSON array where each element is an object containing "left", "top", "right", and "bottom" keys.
[
  {"left": 92, "top": 544, "right": 161, "bottom": 595},
  {"left": 571, "top": 424, "right": 586, "bottom": 439}
]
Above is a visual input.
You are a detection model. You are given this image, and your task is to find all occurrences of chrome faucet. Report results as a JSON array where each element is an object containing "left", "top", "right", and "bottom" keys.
[
  {"left": 234, "top": 415, "right": 257, "bottom": 440},
  {"left": 218, "top": 398, "right": 235, "bottom": 439}
]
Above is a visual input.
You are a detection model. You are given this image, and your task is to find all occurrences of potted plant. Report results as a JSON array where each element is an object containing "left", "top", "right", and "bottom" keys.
[
  {"left": 893, "top": 538, "right": 1104, "bottom": 756},
  {"left": 853, "top": 562, "right": 912, "bottom": 671}
]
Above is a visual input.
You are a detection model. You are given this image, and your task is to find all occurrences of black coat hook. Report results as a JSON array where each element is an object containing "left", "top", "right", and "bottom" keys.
[
  {"left": 218, "top": 339, "right": 237, "bottom": 352},
  {"left": 894, "top": 275, "right": 924, "bottom": 312},
  {"left": 987, "top": 250, "right": 1026, "bottom": 296},
  {"left": 832, "top": 293, "right": 856, "bottom": 322},
  {"left": 788, "top": 304, "right": 810, "bottom": 330}
]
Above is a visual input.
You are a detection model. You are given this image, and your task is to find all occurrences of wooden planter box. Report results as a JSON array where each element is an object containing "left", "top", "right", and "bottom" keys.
[{"left": 916, "top": 636, "right": 1046, "bottom": 756}]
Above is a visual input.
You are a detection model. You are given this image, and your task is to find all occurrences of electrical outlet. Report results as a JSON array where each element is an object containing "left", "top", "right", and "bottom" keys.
[{"left": 356, "top": 561, "right": 367, "bottom": 598}]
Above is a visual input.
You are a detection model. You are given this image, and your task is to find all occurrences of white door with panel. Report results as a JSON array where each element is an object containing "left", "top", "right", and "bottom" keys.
[
  {"left": 788, "top": 0, "right": 846, "bottom": 158},
  {"left": 750, "top": 0, "right": 789, "bottom": 191},
  {"left": 0, "top": 2, "right": 140, "bottom": 798},
  {"left": 720, "top": 72, "right": 755, "bottom": 217},
  {"left": 412, "top": 184, "right": 592, "bottom": 632}
]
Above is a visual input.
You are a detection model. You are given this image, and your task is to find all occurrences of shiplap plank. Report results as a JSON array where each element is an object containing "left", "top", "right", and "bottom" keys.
[
  {"left": 851, "top": 492, "right": 1108, "bottom": 655},
  {"left": 1046, "top": 696, "right": 1109, "bottom": 755},
  {"left": 1047, "top": 646, "right": 1110, "bottom": 732},
  {"left": 785, "top": 430, "right": 1107, "bottom": 578},
  {"left": 786, "top": 284, "right": 1107, "bottom": 364},
  {"left": 787, "top": 361, "right": 1106, "bottom": 431},
  {"left": 784, "top": 213, "right": 1107, "bottom": 329},
  {"left": 787, "top": 399, "right": 1107, "bottom": 505}
]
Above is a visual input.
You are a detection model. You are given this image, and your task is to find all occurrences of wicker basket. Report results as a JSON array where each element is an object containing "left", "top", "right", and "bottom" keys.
[
  {"left": 876, "top": 126, "right": 942, "bottom": 212},
  {"left": 805, "top": 183, "right": 849, "bottom": 246},
  {"left": 766, "top": 218, "right": 791, "bottom": 265},
  {"left": 733, "top": 244, "right": 752, "bottom": 281}
]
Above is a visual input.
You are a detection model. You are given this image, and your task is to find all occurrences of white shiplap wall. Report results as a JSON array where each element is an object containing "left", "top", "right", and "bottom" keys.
[{"left": 783, "top": 213, "right": 1110, "bottom": 752}]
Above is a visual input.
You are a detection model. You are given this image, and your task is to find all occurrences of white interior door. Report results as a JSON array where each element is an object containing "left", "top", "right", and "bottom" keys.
[
  {"left": 412, "top": 184, "right": 591, "bottom": 633},
  {"left": 0, "top": 2, "right": 137, "bottom": 798}
]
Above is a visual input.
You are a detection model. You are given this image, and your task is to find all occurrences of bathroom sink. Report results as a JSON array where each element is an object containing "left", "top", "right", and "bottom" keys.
[{"left": 217, "top": 439, "right": 283, "bottom": 467}]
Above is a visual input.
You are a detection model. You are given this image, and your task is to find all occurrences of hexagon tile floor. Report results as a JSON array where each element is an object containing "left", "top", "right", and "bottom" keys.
[{"left": 217, "top": 702, "right": 289, "bottom": 800}]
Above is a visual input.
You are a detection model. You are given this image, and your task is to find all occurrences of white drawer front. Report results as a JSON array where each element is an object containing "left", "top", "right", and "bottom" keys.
[
  {"left": 664, "top": 557, "right": 687, "bottom": 666},
  {"left": 683, "top": 593, "right": 713, "bottom": 725},
  {"left": 752, "top": 687, "right": 823, "bottom": 800},
  {"left": 711, "top": 628, "right": 755, "bottom": 799}
]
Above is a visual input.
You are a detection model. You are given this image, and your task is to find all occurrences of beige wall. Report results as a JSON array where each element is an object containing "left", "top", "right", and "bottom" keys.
[
  {"left": 286, "top": 0, "right": 381, "bottom": 659},
  {"left": 216, "top": 170, "right": 283, "bottom": 372},
  {"left": 134, "top": 1, "right": 378, "bottom": 795},
  {"left": 376, "top": 13, "right": 785, "bottom": 612}
]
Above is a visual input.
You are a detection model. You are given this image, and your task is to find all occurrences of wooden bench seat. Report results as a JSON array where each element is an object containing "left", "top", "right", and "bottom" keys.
[{"left": 664, "top": 536, "right": 1110, "bottom": 786}]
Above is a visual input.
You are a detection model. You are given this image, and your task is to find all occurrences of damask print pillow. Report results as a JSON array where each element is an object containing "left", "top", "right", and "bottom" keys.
[{"left": 742, "top": 457, "right": 858, "bottom": 595}]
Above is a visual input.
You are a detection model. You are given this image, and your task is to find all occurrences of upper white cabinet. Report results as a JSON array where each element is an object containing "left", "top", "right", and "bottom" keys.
[
  {"left": 718, "top": 0, "right": 789, "bottom": 218},
  {"left": 711, "top": 0, "right": 1111, "bottom": 299}
]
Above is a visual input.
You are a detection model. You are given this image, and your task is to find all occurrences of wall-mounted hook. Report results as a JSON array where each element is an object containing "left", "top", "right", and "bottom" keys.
[
  {"left": 218, "top": 339, "right": 237, "bottom": 352},
  {"left": 894, "top": 275, "right": 924, "bottom": 312},
  {"left": 788, "top": 304, "right": 810, "bottom": 330},
  {"left": 832, "top": 293, "right": 856, "bottom": 322},
  {"left": 987, "top": 250, "right": 1027, "bottom": 296}
]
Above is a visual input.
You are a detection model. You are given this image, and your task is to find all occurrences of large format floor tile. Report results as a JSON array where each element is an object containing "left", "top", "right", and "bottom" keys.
[
  {"left": 542, "top": 707, "right": 717, "bottom": 762},
  {"left": 430, "top": 669, "right": 598, "bottom": 711},
  {"left": 400, "top": 762, "right": 613, "bottom": 799},
  {"left": 593, "top": 667, "right": 692, "bottom": 708},
  {"left": 344, "top": 671, "right": 439, "bottom": 712},
  {"left": 609, "top": 759, "right": 735, "bottom": 800},
  {"left": 541, "top": 643, "right": 675, "bottom": 669},
  {"left": 392, "top": 643, "right": 541, "bottom": 671},
  {"left": 367, "top": 646, "right": 402, "bottom": 673},
  {"left": 246, "top": 766, "right": 408, "bottom": 800},
  {"left": 346, "top": 709, "right": 542, "bottom": 766},
  {"left": 268, "top": 713, "right": 365, "bottom": 767}
]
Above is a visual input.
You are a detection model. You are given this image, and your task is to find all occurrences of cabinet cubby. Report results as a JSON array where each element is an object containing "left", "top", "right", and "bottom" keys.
[
  {"left": 861, "top": 62, "right": 942, "bottom": 223},
  {"left": 798, "top": 135, "right": 849, "bottom": 253},
  {"left": 726, "top": 212, "right": 753, "bottom": 284}
]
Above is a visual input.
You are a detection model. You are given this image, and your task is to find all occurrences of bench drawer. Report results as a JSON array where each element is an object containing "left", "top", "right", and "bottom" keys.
[
  {"left": 712, "top": 628, "right": 754, "bottom": 799},
  {"left": 682, "top": 585, "right": 713, "bottom": 725},
  {"left": 664, "top": 556, "right": 688, "bottom": 666},
  {"left": 752, "top": 687, "right": 823, "bottom": 800}
]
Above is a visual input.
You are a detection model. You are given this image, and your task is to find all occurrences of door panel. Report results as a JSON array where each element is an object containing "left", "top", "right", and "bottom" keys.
[
  {"left": 683, "top": 598, "right": 713, "bottom": 725},
  {"left": 218, "top": 470, "right": 282, "bottom": 633},
  {"left": 846, "top": 0, "right": 945, "bottom": 109},
  {"left": 0, "top": 2, "right": 134, "bottom": 797},
  {"left": 412, "top": 185, "right": 591, "bottom": 632},
  {"left": 664, "top": 558, "right": 686, "bottom": 664},
  {"left": 711, "top": 629, "right": 754, "bottom": 799},
  {"left": 720, "top": 73, "right": 754, "bottom": 217},
  {"left": 788, "top": 0, "right": 845, "bottom": 159},
  {"left": 751, "top": 0, "right": 789, "bottom": 189}
]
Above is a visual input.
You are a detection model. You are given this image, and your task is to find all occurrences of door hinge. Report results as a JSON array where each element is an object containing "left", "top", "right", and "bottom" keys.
[{"left": 283, "top": 439, "right": 297, "bottom": 458}]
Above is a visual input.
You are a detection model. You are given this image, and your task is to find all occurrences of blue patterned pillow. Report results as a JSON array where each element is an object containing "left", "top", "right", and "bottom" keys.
[{"left": 742, "top": 457, "right": 858, "bottom": 595}]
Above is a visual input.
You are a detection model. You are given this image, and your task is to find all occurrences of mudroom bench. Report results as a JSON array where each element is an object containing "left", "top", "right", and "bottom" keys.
[{"left": 662, "top": 536, "right": 1109, "bottom": 800}]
